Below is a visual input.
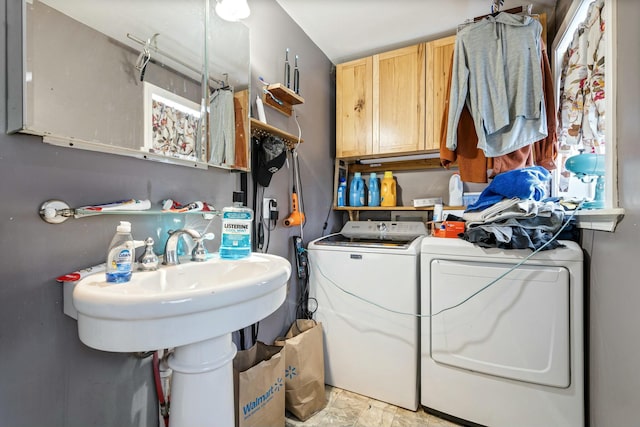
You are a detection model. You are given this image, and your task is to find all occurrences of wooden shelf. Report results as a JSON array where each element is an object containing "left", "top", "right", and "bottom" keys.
[
  {"left": 250, "top": 118, "right": 304, "bottom": 149},
  {"left": 334, "top": 205, "right": 465, "bottom": 221},
  {"left": 334, "top": 206, "right": 464, "bottom": 211},
  {"left": 348, "top": 157, "right": 442, "bottom": 173},
  {"left": 262, "top": 83, "right": 304, "bottom": 116}
]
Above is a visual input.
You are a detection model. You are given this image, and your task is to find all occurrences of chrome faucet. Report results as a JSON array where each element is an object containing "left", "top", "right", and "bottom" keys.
[{"left": 163, "top": 229, "right": 205, "bottom": 265}]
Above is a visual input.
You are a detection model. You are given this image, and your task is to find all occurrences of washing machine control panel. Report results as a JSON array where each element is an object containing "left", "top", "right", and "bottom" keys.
[{"left": 342, "top": 221, "right": 427, "bottom": 237}]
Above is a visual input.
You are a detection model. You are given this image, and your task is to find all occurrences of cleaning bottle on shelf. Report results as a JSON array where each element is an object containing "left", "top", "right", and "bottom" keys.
[
  {"left": 337, "top": 177, "right": 347, "bottom": 207},
  {"left": 449, "top": 173, "right": 463, "bottom": 206},
  {"left": 220, "top": 191, "right": 253, "bottom": 260},
  {"left": 380, "top": 171, "right": 397, "bottom": 207},
  {"left": 349, "top": 172, "right": 365, "bottom": 207},
  {"left": 106, "top": 221, "right": 135, "bottom": 283},
  {"left": 368, "top": 172, "right": 380, "bottom": 207}
]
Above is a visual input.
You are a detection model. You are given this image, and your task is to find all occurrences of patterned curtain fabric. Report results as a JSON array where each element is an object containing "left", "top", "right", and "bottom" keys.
[{"left": 557, "top": 0, "right": 606, "bottom": 152}]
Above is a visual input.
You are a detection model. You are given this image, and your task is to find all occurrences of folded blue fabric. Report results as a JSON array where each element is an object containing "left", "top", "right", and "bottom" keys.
[{"left": 466, "top": 166, "right": 551, "bottom": 212}]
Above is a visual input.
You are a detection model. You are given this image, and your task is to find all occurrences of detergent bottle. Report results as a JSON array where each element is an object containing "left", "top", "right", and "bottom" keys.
[
  {"left": 349, "top": 172, "right": 365, "bottom": 207},
  {"left": 380, "top": 171, "right": 397, "bottom": 207},
  {"left": 368, "top": 173, "right": 380, "bottom": 206},
  {"left": 336, "top": 177, "right": 347, "bottom": 207},
  {"left": 449, "top": 173, "right": 463, "bottom": 206}
]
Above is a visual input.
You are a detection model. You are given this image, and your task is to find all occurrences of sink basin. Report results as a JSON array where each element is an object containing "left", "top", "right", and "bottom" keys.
[{"left": 73, "top": 253, "right": 292, "bottom": 352}]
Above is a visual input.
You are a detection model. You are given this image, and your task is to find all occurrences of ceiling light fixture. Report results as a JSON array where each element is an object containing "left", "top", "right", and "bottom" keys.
[{"left": 215, "top": 0, "right": 251, "bottom": 22}]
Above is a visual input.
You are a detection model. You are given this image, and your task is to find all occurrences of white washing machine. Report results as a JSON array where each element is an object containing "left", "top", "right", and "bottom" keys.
[
  {"left": 420, "top": 237, "right": 584, "bottom": 427},
  {"left": 308, "top": 221, "right": 427, "bottom": 411}
]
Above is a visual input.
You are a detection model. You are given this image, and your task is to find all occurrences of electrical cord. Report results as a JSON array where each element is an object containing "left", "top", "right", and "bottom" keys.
[
  {"left": 256, "top": 186, "right": 278, "bottom": 253},
  {"left": 296, "top": 275, "right": 317, "bottom": 320},
  {"left": 295, "top": 248, "right": 316, "bottom": 320},
  {"left": 309, "top": 201, "right": 583, "bottom": 318},
  {"left": 321, "top": 202, "right": 332, "bottom": 236}
]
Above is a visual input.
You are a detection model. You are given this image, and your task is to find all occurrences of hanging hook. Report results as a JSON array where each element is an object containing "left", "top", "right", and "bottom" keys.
[
  {"left": 491, "top": 0, "right": 504, "bottom": 14},
  {"left": 135, "top": 33, "right": 159, "bottom": 82}
]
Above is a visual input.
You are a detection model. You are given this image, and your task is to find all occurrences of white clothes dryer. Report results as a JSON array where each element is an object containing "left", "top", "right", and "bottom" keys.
[
  {"left": 308, "top": 221, "right": 427, "bottom": 411},
  {"left": 420, "top": 237, "right": 584, "bottom": 427}
]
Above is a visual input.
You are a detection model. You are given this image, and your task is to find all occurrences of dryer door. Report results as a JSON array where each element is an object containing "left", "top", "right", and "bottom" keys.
[{"left": 429, "top": 259, "right": 570, "bottom": 388}]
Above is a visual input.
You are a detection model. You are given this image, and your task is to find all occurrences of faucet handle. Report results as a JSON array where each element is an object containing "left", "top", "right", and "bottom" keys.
[
  {"left": 201, "top": 232, "right": 215, "bottom": 241},
  {"left": 139, "top": 237, "right": 160, "bottom": 271},
  {"left": 191, "top": 233, "right": 214, "bottom": 262}
]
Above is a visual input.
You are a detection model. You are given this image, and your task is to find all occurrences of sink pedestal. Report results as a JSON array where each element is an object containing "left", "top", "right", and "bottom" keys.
[{"left": 168, "top": 334, "right": 238, "bottom": 427}]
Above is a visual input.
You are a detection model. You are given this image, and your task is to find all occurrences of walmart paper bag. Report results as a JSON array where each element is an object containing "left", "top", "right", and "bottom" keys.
[
  {"left": 233, "top": 341, "right": 285, "bottom": 427},
  {"left": 275, "top": 319, "right": 326, "bottom": 421}
]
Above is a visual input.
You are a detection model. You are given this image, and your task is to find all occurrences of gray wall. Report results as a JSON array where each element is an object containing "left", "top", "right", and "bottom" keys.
[
  {"left": 0, "top": 0, "right": 335, "bottom": 425},
  {"left": 583, "top": 1, "right": 640, "bottom": 426}
]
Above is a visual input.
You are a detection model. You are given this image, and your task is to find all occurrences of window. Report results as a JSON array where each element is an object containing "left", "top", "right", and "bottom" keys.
[{"left": 551, "top": 0, "right": 624, "bottom": 231}]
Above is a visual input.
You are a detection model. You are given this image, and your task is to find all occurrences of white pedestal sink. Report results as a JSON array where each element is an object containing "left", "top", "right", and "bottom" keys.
[{"left": 72, "top": 253, "right": 291, "bottom": 427}]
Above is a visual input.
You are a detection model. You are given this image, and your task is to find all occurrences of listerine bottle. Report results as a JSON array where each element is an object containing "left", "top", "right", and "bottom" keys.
[{"left": 220, "top": 192, "right": 253, "bottom": 259}]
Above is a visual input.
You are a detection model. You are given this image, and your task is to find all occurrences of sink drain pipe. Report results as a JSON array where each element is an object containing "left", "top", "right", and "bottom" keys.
[{"left": 153, "top": 350, "right": 171, "bottom": 427}]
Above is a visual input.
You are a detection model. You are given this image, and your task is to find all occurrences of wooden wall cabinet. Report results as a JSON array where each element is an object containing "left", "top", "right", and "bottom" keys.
[
  {"left": 336, "top": 38, "right": 454, "bottom": 159},
  {"left": 375, "top": 44, "right": 426, "bottom": 155},
  {"left": 425, "top": 35, "right": 456, "bottom": 151},
  {"left": 336, "top": 44, "right": 426, "bottom": 159},
  {"left": 336, "top": 57, "right": 373, "bottom": 158}
]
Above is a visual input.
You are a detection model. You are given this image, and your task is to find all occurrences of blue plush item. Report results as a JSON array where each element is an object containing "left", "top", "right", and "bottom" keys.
[{"left": 466, "top": 166, "right": 551, "bottom": 212}]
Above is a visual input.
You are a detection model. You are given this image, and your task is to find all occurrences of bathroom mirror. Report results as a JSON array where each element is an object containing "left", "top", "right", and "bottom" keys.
[{"left": 7, "top": 0, "right": 250, "bottom": 171}]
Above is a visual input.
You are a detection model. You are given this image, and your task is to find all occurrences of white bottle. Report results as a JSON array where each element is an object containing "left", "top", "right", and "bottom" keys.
[
  {"left": 220, "top": 192, "right": 253, "bottom": 260},
  {"left": 256, "top": 95, "right": 267, "bottom": 124},
  {"left": 449, "top": 173, "right": 463, "bottom": 206},
  {"left": 106, "top": 221, "right": 135, "bottom": 283}
]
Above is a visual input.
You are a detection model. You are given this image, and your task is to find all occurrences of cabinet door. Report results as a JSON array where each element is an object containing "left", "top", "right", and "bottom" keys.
[
  {"left": 374, "top": 44, "right": 426, "bottom": 155},
  {"left": 425, "top": 35, "right": 456, "bottom": 151},
  {"left": 336, "top": 57, "right": 373, "bottom": 158}
]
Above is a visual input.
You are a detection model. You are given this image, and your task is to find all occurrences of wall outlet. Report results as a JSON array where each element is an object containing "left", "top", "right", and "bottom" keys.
[{"left": 263, "top": 198, "right": 276, "bottom": 220}]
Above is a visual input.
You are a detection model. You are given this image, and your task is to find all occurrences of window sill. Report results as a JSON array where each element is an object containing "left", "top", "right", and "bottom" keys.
[{"left": 573, "top": 208, "right": 625, "bottom": 232}]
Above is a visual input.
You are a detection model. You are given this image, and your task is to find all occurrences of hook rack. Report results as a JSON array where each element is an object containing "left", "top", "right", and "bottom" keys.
[{"left": 250, "top": 119, "right": 304, "bottom": 149}]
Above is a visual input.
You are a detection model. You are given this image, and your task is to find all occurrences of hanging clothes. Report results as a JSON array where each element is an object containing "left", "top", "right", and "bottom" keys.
[
  {"left": 557, "top": 0, "right": 605, "bottom": 151},
  {"left": 440, "top": 38, "right": 558, "bottom": 183},
  {"left": 446, "top": 12, "right": 546, "bottom": 158},
  {"left": 209, "top": 88, "right": 236, "bottom": 165},
  {"left": 533, "top": 39, "right": 558, "bottom": 171}
]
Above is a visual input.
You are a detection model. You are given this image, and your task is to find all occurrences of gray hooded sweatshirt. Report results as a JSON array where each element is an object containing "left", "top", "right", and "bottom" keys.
[{"left": 446, "top": 12, "right": 546, "bottom": 157}]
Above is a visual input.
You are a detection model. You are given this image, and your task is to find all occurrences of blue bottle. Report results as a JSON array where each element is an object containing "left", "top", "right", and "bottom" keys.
[
  {"left": 337, "top": 177, "right": 347, "bottom": 207},
  {"left": 349, "top": 172, "right": 365, "bottom": 207},
  {"left": 220, "top": 192, "right": 253, "bottom": 260},
  {"left": 368, "top": 173, "right": 380, "bottom": 206}
]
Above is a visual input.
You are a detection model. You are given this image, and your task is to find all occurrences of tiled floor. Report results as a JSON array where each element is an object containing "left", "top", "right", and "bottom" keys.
[{"left": 285, "top": 386, "right": 462, "bottom": 427}]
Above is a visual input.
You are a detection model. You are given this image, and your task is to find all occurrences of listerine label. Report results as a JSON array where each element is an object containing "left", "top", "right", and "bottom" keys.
[{"left": 221, "top": 220, "right": 251, "bottom": 247}]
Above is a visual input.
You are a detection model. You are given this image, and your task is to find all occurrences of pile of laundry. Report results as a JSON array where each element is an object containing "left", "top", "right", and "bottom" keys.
[{"left": 457, "top": 166, "right": 577, "bottom": 250}]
